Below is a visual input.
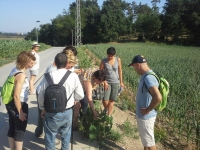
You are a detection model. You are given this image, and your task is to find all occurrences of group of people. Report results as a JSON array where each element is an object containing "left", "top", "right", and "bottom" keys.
[{"left": 4, "top": 42, "right": 162, "bottom": 150}]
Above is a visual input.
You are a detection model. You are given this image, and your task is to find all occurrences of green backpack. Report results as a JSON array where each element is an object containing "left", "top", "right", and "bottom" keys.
[
  {"left": 1, "top": 72, "right": 22, "bottom": 104},
  {"left": 143, "top": 72, "right": 169, "bottom": 111}
]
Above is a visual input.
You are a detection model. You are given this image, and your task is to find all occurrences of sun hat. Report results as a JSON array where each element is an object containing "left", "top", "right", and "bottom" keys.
[
  {"left": 32, "top": 42, "right": 40, "bottom": 47},
  {"left": 128, "top": 55, "right": 147, "bottom": 66}
]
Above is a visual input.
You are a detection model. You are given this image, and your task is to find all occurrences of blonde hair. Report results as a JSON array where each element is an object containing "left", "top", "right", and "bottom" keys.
[
  {"left": 62, "top": 50, "right": 77, "bottom": 64},
  {"left": 16, "top": 51, "right": 36, "bottom": 69}
]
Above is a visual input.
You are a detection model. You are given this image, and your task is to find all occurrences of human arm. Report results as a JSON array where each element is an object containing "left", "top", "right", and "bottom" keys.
[
  {"left": 83, "top": 81, "right": 99, "bottom": 117},
  {"left": 13, "top": 73, "right": 27, "bottom": 121},
  {"left": 99, "top": 60, "right": 109, "bottom": 90},
  {"left": 118, "top": 57, "right": 124, "bottom": 88},
  {"left": 74, "top": 68, "right": 84, "bottom": 74},
  {"left": 140, "top": 86, "right": 162, "bottom": 115}
]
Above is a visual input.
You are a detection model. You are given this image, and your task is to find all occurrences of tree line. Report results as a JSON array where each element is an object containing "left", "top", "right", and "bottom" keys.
[{"left": 25, "top": 0, "right": 200, "bottom": 46}]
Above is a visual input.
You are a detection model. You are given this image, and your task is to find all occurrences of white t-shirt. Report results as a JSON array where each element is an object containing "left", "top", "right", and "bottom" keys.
[
  {"left": 30, "top": 50, "right": 40, "bottom": 70},
  {"left": 38, "top": 68, "right": 84, "bottom": 109}
]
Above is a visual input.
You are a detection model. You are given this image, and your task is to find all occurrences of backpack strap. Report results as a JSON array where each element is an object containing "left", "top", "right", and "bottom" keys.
[
  {"left": 13, "top": 72, "right": 22, "bottom": 77},
  {"left": 58, "top": 71, "right": 72, "bottom": 86},
  {"left": 44, "top": 73, "right": 54, "bottom": 85}
]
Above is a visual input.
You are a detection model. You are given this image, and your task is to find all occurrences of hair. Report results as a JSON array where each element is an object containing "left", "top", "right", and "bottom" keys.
[
  {"left": 63, "top": 45, "right": 77, "bottom": 56},
  {"left": 62, "top": 50, "right": 77, "bottom": 64},
  {"left": 93, "top": 70, "right": 106, "bottom": 82},
  {"left": 54, "top": 53, "right": 67, "bottom": 69},
  {"left": 107, "top": 47, "right": 116, "bottom": 55},
  {"left": 16, "top": 51, "right": 36, "bottom": 70}
]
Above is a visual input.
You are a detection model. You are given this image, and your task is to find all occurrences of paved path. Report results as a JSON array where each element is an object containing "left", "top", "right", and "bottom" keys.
[{"left": 0, "top": 47, "right": 98, "bottom": 150}]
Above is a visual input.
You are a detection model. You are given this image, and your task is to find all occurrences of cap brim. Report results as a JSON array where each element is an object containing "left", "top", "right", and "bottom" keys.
[{"left": 32, "top": 44, "right": 40, "bottom": 47}]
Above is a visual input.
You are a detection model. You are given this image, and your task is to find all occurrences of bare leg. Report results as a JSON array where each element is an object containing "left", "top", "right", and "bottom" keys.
[
  {"left": 15, "top": 141, "right": 23, "bottom": 150},
  {"left": 107, "top": 100, "right": 114, "bottom": 115},
  {"left": 29, "top": 75, "right": 36, "bottom": 93},
  {"left": 8, "top": 137, "right": 15, "bottom": 150},
  {"left": 144, "top": 146, "right": 156, "bottom": 150},
  {"left": 102, "top": 100, "right": 109, "bottom": 109}
]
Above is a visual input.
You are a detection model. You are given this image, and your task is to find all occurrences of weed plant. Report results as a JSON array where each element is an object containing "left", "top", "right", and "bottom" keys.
[{"left": 123, "top": 119, "right": 139, "bottom": 139}]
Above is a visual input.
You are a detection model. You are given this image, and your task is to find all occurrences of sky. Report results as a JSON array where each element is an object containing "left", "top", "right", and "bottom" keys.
[{"left": 0, "top": 0, "right": 166, "bottom": 33}]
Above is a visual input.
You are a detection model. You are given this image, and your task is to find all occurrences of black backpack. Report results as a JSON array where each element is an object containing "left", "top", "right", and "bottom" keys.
[{"left": 44, "top": 71, "right": 72, "bottom": 113}]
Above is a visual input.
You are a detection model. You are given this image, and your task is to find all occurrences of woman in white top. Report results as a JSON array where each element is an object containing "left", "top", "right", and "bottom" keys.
[
  {"left": 29, "top": 42, "right": 40, "bottom": 94},
  {"left": 6, "top": 51, "right": 35, "bottom": 150}
]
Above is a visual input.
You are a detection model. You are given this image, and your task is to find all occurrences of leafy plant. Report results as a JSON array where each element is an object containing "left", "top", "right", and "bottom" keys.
[
  {"left": 78, "top": 101, "right": 113, "bottom": 145},
  {"left": 123, "top": 119, "right": 139, "bottom": 139},
  {"left": 154, "top": 127, "right": 167, "bottom": 143}
]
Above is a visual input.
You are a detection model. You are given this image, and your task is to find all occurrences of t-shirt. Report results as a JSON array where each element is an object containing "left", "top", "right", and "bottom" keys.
[
  {"left": 30, "top": 50, "right": 40, "bottom": 70},
  {"left": 136, "top": 70, "right": 159, "bottom": 119}
]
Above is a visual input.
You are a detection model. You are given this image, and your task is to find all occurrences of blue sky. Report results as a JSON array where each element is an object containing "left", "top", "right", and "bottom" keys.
[{"left": 0, "top": 0, "right": 166, "bottom": 33}]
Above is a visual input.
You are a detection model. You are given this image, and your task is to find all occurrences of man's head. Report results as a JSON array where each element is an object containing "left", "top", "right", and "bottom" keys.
[
  {"left": 128, "top": 55, "right": 148, "bottom": 75},
  {"left": 54, "top": 53, "right": 67, "bottom": 69},
  {"left": 93, "top": 70, "right": 106, "bottom": 84}
]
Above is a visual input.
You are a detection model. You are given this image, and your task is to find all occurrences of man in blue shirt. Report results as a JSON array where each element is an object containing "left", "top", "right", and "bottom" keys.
[{"left": 129, "top": 55, "right": 162, "bottom": 150}]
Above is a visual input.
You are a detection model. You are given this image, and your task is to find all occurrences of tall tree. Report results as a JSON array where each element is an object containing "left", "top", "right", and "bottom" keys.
[
  {"left": 81, "top": 0, "right": 101, "bottom": 43},
  {"left": 99, "top": 0, "right": 127, "bottom": 42}
]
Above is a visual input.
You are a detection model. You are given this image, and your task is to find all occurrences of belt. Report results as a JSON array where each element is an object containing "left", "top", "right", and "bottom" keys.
[{"left": 65, "top": 106, "right": 74, "bottom": 111}]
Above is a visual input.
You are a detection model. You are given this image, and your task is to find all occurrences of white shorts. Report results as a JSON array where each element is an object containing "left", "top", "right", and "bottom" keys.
[
  {"left": 137, "top": 117, "right": 156, "bottom": 147},
  {"left": 30, "top": 69, "right": 39, "bottom": 76}
]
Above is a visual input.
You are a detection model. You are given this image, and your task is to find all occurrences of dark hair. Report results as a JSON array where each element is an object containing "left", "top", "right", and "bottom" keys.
[
  {"left": 107, "top": 47, "right": 116, "bottom": 55},
  {"left": 54, "top": 53, "right": 67, "bottom": 69},
  {"left": 93, "top": 70, "right": 106, "bottom": 82},
  {"left": 63, "top": 45, "right": 77, "bottom": 56}
]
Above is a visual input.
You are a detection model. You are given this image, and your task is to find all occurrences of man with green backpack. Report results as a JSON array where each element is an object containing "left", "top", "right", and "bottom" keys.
[{"left": 129, "top": 55, "right": 163, "bottom": 150}]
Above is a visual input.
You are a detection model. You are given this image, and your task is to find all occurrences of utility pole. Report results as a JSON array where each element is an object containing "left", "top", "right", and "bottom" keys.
[
  {"left": 75, "top": 0, "right": 81, "bottom": 47},
  {"left": 71, "top": 29, "right": 73, "bottom": 46},
  {"left": 36, "top": 20, "right": 40, "bottom": 43}
]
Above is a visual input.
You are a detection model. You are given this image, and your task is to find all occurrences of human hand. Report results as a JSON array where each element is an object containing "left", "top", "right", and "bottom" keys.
[
  {"left": 104, "top": 82, "right": 109, "bottom": 90},
  {"left": 140, "top": 108, "right": 150, "bottom": 116},
  {"left": 93, "top": 110, "right": 100, "bottom": 119},
  {"left": 41, "top": 110, "right": 46, "bottom": 119},
  {"left": 120, "top": 82, "right": 124, "bottom": 88},
  {"left": 19, "top": 112, "right": 27, "bottom": 121}
]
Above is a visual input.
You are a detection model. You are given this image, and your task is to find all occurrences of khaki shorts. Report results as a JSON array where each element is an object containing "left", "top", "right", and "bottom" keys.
[
  {"left": 137, "top": 117, "right": 156, "bottom": 147},
  {"left": 103, "top": 83, "right": 119, "bottom": 101},
  {"left": 30, "top": 69, "right": 39, "bottom": 76}
]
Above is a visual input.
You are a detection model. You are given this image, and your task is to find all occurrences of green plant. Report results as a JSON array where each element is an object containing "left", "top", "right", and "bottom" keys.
[
  {"left": 120, "top": 99, "right": 128, "bottom": 111},
  {"left": 123, "top": 119, "right": 139, "bottom": 139},
  {"left": 154, "top": 127, "right": 167, "bottom": 143},
  {"left": 78, "top": 101, "right": 113, "bottom": 145},
  {"left": 107, "top": 129, "right": 122, "bottom": 142}
]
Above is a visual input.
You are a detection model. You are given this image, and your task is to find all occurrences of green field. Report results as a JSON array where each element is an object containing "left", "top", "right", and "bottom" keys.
[
  {"left": 84, "top": 42, "right": 200, "bottom": 147},
  {"left": 0, "top": 39, "right": 51, "bottom": 66}
]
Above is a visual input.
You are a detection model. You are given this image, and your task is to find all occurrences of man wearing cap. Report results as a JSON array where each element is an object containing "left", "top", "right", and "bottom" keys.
[
  {"left": 129, "top": 55, "right": 162, "bottom": 150},
  {"left": 29, "top": 42, "right": 40, "bottom": 94}
]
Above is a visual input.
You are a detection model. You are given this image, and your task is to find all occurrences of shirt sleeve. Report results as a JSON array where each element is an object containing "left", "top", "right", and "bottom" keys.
[
  {"left": 144, "top": 74, "right": 159, "bottom": 90},
  {"left": 38, "top": 77, "right": 48, "bottom": 110}
]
